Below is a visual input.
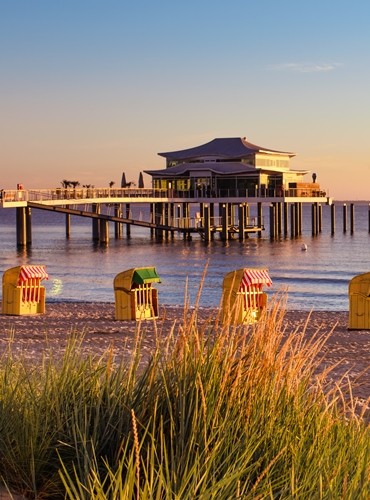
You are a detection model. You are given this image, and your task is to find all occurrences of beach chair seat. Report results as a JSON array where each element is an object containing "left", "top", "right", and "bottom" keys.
[
  {"left": 2, "top": 265, "right": 48, "bottom": 315},
  {"left": 222, "top": 268, "right": 272, "bottom": 325},
  {"left": 114, "top": 267, "right": 161, "bottom": 321}
]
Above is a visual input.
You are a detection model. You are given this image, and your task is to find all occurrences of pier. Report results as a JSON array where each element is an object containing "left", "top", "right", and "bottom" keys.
[
  {"left": 1, "top": 136, "right": 342, "bottom": 246},
  {"left": 0, "top": 186, "right": 331, "bottom": 246}
]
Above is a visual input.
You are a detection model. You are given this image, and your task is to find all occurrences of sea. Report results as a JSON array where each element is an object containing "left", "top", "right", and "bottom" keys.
[{"left": 1, "top": 202, "right": 369, "bottom": 311}]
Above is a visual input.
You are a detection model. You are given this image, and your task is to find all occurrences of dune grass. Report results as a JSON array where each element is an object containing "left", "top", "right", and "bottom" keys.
[{"left": 0, "top": 296, "right": 369, "bottom": 498}]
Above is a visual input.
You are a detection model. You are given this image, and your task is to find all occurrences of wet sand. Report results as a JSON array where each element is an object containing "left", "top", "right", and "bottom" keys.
[{"left": 0, "top": 302, "right": 369, "bottom": 408}]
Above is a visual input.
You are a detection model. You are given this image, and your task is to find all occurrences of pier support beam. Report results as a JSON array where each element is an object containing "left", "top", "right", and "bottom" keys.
[
  {"left": 343, "top": 204, "right": 347, "bottom": 233},
  {"left": 209, "top": 203, "right": 215, "bottom": 241},
  {"left": 16, "top": 206, "right": 32, "bottom": 246},
  {"left": 26, "top": 207, "right": 32, "bottom": 245},
  {"left": 114, "top": 205, "right": 123, "bottom": 239},
  {"left": 199, "top": 203, "right": 204, "bottom": 219},
  {"left": 243, "top": 203, "right": 250, "bottom": 237},
  {"left": 312, "top": 202, "right": 321, "bottom": 236},
  {"left": 245, "top": 203, "right": 250, "bottom": 222},
  {"left": 269, "top": 204, "right": 276, "bottom": 239},
  {"left": 169, "top": 203, "right": 175, "bottom": 239},
  {"left": 238, "top": 204, "right": 245, "bottom": 241},
  {"left": 66, "top": 214, "right": 71, "bottom": 238},
  {"left": 92, "top": 204, "right": 100, "bottom": 240},
  {"left": 150, "top": 204, "right": 155, "bottom": 238},
  {"left": 350, "top": 203, "right": 355, "bottom": 234},
  {"left": 298, "top": 203, "right": 302, "bottom": 235},
  {"left": 182, "top": 203, "right": 190, "bottom": 240},
  {"left": 294, "top": 203, "right": 299, "bottom": 236},
  {"left": 16, "top": 207, "right": 26, "bottom": 246},
  {"left": 312, "top": 203, "right": 317, "bottom": 236},
  {"left": 204, "top": 204, "right": 211, "bottom": 242},
  {"left": 276, "top": 202, "right": 282, "bottom": 237},
  {"left": 257, "top": 202, "right": 263, "bottom": 238},
  {"left": 290, "top": 203, "right": 296, "bottom": 238},
  {"left": 229, "top": 204, "right": 235, "bottom": 228},
  {"left": 155, "top": 203, "right": 164, "bottom": 240},
  {"left": 99, "top": 220, "right": 110, "bottom": 243},
  {"left": 164, "top": 203, "right": 170, "bottom": 240},
  {"left": 176, "top": 204, "right": 181, "bottom": 229},
  {"left": 331, "top": 204, "right": 336, "bottom": 235},
  {"left": 221, "top": 203, "right": 229, "bottom": 241},
  {"left": 125, "top": 204, "right": 131, "bottom": 238},
  {"left": 283, "top": 203, "right": 288, "bottom": 237}
]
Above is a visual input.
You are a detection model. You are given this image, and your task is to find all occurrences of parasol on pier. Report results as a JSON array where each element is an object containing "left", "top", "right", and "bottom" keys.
[
  {"left": 138, "top": 172, "right": 144, "bottom": 188},
  {"left": 121, "top": 172, "right": 127, "bottom": 188}
]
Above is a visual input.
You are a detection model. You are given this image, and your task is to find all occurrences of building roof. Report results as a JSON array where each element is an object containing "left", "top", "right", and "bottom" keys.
[
  {"left": 144, "top": 162, "right": 259, "bottom": 177},
  {"left": 158, "top": 137, "right": 295, "bottom": 161}
]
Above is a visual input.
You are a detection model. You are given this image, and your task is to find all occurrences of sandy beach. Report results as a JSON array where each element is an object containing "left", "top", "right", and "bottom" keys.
[
  {"left": 0, "top": 303, "right": 370, "bottom": 498},
  {"left": 0, "top": 303, "right": 369, "bottom": 409}
]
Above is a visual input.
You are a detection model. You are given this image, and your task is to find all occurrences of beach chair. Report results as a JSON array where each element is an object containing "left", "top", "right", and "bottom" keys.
[
  {"left": 222, "top": 268, "right": 272, "bottom": 325},
  {"left": 2, "top": 265, "right": 48, "bottom": 315},
  {"left": 113, "top": 267, "right": 161, "bottom": 320},
  {"left": 348, "top": 272, "right": 370, "bottom": 329}
]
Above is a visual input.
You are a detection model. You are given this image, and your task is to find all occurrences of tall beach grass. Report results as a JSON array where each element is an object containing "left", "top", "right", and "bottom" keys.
[{"left": 0, "top": 294, "right": 369, "bottom": 498}]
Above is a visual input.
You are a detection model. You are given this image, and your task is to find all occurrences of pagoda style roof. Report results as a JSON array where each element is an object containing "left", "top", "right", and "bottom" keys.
[
  {"left": 158, "top": 137, "right": 295, "bottom": 161},
  {"left": 144, "top": 162, "right": 258, "bottom": 177}
]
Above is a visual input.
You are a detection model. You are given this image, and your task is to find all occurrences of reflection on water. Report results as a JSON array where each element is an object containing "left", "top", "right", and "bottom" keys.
[{"left": 1, "top": 204, "right": 370, "bottom": 310}]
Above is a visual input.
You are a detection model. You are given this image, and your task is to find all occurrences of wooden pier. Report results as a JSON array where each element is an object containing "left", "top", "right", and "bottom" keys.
[{"left": 0, "top": 187, "right": 332, "bottom": 246}]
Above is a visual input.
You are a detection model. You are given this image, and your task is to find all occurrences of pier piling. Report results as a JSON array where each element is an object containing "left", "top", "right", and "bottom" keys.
[
  {"left": 125, "top": 204, "right": 131, "bottom": 238},
  {"left": 221, "top": 203, "right": 228, "bottom": 241},
  {"left": 331, "top": 204, "right": 336, "bottom": 234},
  {"left": 16, "top": 207, "right": 32, "bottom": 246},
  {"left": 343, "top": 204, "right": 347, "bottom": 233},
  {"left": 238, "top": 204, "right": 245, "bottom": 241},
  {"left": 290, "top": 203, "right": 296, "bottom": 238},
  {"left": 92, "top": 204, "right": 100, "bottom": 240},
  {"left": 65, "top": 213, "right": 70, "bottom": 238},
  {"left": 350, "top": 203, "right": 355, "bottom": 234},
  {"left": 204, "top": 204, "right": 211, "bottom": 242},
  {"left": 114, "top": 205, "right": 123, "bottom": 238},
  {"left": 283, "top": 203, "right": 288, "bottom": 237}
]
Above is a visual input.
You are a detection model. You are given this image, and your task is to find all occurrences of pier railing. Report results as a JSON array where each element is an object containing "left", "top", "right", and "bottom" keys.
[{"left": 0, "top": 186, "right": 329, "bottom": 204}]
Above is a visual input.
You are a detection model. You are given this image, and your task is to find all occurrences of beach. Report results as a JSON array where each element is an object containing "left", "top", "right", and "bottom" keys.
[
  {"left": 0, "top": 303, "right": 369, "bottom": 499},
  {"left": 0, "top": 303, "right": 369, "bottom": 407}
]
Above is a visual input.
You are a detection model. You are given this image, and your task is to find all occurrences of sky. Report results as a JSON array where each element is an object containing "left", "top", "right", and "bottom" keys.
[{"left": 1, "top": 0, "right": 369, "bottom": 199}]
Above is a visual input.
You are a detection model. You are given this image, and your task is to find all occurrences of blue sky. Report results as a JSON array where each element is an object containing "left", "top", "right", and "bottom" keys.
[{"left": 1, "top": 0, "right": 369, "bottom": 199}]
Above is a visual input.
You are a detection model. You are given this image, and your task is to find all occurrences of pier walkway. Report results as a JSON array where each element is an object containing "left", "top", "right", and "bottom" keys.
[{"left": 0, "top": 187, "right": 331, "bottom": 246}]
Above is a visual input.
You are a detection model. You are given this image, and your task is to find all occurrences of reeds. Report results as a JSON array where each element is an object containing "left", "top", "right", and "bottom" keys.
[{"left": 0, "top": 296, "right": 369, "bottom": 498}]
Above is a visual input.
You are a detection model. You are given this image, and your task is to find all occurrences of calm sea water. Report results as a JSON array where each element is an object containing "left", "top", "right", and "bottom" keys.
[{"left": 1, "top": 203, "right": 369, "bottom": 311}]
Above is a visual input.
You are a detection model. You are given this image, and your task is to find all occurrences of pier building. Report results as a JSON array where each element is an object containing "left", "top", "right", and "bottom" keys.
[{"left": 145, "top": 137, "right": 324, "bottom": 199}]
